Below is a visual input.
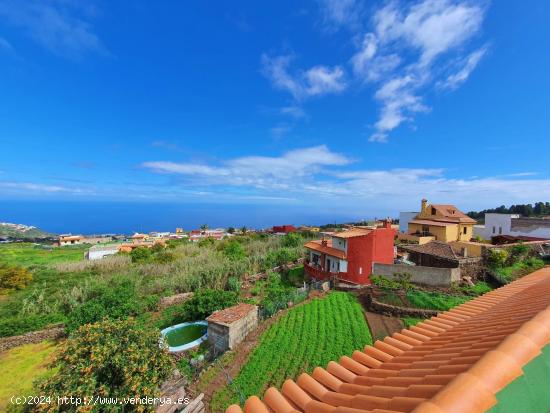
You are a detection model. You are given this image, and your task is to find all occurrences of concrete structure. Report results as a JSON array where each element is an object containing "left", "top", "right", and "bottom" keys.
[
  {"left": 398, "top": 211, "right": 418, "bottom": 233},
  {"left": 372, "top": 262, "right": 461, "bottom": 287},
  {"left": 206, "top": 303, "right": 258, "bottom": 353},
  {"left": 86, "top": 244, "right": 120, "bottom": 260},
  {"left": 398, "top": 241, "right": 484, "bottom": 281},
  {"left": 304, "top": 220, "right": 396, "bottom": 285},
  {"left": 58, "top": 235, "right": 84, "bottom": 246},
  {"left": 407, "top": 199, "right": 476, "bottom": 242},
  {"left": 474, "top": 213, "right": 550, "bottom": 241}
]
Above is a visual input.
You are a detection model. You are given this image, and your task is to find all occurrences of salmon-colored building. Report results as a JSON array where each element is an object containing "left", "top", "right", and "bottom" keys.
[{"left": 304, "top": 220, "right": 396, "bottom": 285}]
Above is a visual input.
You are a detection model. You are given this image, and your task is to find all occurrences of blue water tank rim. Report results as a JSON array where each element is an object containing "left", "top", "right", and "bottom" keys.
[{"left": 159, "top": 320, "right": 208, "bottom": 353}]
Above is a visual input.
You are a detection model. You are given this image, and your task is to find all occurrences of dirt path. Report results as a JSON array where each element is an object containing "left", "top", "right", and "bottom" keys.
[{"left": 364, "top": 311, "right": 404, "bottom": 341}]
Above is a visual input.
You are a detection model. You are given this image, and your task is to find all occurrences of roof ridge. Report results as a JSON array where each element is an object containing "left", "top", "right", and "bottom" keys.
[{"left": 226, "top": 268, "right": 550, "bottom": 413}]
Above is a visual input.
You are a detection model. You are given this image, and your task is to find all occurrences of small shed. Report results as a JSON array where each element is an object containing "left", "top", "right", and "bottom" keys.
[{"left": 206, "top": 303, "right": 258, "bottom": 354}]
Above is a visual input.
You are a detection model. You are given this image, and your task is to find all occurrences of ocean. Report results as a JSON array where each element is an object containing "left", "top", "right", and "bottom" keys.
[{"left": 0, "top": 200, "right": 368, "bottom": 235}]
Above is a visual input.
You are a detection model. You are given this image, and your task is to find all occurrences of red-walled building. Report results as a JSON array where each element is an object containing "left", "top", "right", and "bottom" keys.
[
  {"left": 304, "top": 220, "right": 396, "bottom": 285},
  {"left": 271, "top": 225, "right": 297, "bottom": 234}
]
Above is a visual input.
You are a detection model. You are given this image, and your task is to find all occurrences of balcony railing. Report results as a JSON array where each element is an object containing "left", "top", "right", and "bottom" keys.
[{"left": 304, "top": 261, "right": 346, "bottom": 280}]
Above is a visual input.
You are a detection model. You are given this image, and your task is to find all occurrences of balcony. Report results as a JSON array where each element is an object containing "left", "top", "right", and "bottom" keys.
[{"left": 304, "top": 261, "right": 345, "bottom": 280}]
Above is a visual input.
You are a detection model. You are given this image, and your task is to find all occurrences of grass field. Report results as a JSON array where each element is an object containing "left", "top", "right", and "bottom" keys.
[
  {"left": 0, "top": 243, "right": 87, "bottom": 267},
  {"left": 210, "top": 292, "right": 372, "bottom": 410},
  {"left": 0, "top": 340, "right": 59, "bottom": 412}
]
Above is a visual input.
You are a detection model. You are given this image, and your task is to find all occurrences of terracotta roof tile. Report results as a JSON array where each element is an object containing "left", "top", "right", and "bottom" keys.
[
  {"left": 333, "top": 228, "right": 374, "bottom": 238},
  {"left": 304, "top": 240, "right": 346, "bottom": 259},
  {"left": 225, "top": 267, "right": 550, "bottom": 413},
  {"left": 206, "top": 303, "right": 257, "bottom": 325}
]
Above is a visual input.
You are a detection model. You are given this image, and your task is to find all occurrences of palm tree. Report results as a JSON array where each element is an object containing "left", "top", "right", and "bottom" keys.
[
  {"left": 240, "top": 226, "right": 247, "bottom": 234},
  {"left": 200, "top": 224, "right": 209, "bottom": 234}
]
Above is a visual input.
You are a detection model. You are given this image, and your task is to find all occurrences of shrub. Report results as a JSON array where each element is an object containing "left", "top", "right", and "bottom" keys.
[
  {"left": 198, "top": 237, "right": 216, "bottom": 248},
  {"left": 370, "top": 275, "right": 401, "bottom": 290},
  {"left": 152, "top": 242, "right": 165, "bottom": 253},
  {"left": 157, "top": 289, "right": 239, "bottom": 328},
  {"left": 130, "top": 247, "right": 153, "bottom": 263},
  {"left": 223, "top": 240, "right": 246, "bottom": 261},
  {"left": 154, "top": 251, "right": 176, "bottom": 264},
  {"left": 281, "top": 232, "right": 303, "bottom": 248},
  {"left": 37, "top": 318, "right": 173, "bottom": 412},
  {"left": 65, "top": 279, "right": 143, "bottom": 333},
  {"left": 226, "top": 276, "right": 241, "bottom": 292},
  {"left": 487, "top": 249, "right": 508, "bottom": 268},
  {"left": 285, "top": 265, "right": 305, "bottom": 286},
  {"left": 0, "top": 263, "right": 32, "bottom": 290}
]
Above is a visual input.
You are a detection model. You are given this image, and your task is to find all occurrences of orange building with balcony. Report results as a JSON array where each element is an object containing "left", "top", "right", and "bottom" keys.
[{"left": 304, "top": 220, "right": 396, "bottom": 285}]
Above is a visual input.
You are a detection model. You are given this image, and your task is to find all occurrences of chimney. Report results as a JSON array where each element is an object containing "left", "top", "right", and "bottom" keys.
[
  {"left": 321, "top": 239, "right": 328, "bottom": 246},
  {"left": 421, "top": 198, "right": 428, "bottom": 214}
]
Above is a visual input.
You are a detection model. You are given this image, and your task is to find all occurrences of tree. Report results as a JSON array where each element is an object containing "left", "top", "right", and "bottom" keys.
[
  {"left": 240, "top": 226, "right": 248, "bottom": 234},
  {"left": 200, "top": 224, "right": 209, "bottom": 231},
  {"left": 38, "top": 318, "right": 173, "bottom": 412},
  {"left": 0, "top": 263, "right": 32, "bottom": 290},
  {"left": 227, "top": 227, "right": 236, "bottom": 234}
]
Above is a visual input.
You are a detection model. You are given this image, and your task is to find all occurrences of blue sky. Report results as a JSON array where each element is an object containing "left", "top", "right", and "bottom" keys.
[{"left": 1, "top": 0, "right": 549, "bottom": 229}]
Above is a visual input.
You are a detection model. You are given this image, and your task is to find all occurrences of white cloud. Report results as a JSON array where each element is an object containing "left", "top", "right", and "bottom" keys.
[
  {"left": 438, "top": 45, "right": 488, "bottom": 90},
  {"left": 0, "top": 181, "right": 89, "bottom": 194},
  {"left": 270, "top": 124, "right": 292, "bottom": 139},
  {"left": 374, "top": 0, "right": 484, "bottom": 66},
  {"left": 0, "top": 0, "right": 106, "bottom": 58},
  {"left": 142, "top": 145, "right": 550, "bottom": 210},
  {"left": 318, "top": 0, "right": 361, "bottom": 30},
  {"left": 280, "top": 105, "right": 307, "bottom": 119},
  {"left": 261, "top": 54, "right": 347, "bottom": 100},
  {"left": 347, "top": 0, "right": 487, "bottom": 142},
  {"left": 143, "top": 145, "right": 351, "bottom": 190}
]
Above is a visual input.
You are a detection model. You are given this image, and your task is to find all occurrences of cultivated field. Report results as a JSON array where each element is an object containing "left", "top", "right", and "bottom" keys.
[{"left": 210, "top": 292, "right": 372, "bottom": 410}]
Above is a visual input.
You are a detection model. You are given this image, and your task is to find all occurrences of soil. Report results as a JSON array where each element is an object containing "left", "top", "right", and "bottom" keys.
[{"left": 364, "top": 311, "right": 404, "bottom": 341}]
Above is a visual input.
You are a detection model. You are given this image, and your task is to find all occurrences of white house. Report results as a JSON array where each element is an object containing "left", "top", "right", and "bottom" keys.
[
  {"left": 474, "top": 213, "right": 550, "bottom": 241},
  {"left": 86, "top": 244, "right": 120, "bottom": 260}
]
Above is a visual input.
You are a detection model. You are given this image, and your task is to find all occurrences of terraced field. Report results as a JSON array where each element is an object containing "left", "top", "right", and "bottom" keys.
[{"left": 210, "top": 292, "right": 372, "bottom": 410}]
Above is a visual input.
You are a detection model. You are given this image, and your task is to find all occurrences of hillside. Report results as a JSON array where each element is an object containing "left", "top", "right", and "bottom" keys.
[{"left": 0, "top": 222, "right": 54, "bottom": 239}]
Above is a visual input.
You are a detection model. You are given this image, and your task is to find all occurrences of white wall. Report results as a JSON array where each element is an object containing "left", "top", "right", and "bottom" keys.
[
  {"left": 339, "top": 260, "right": 348, "bottom": 273},
  {"left": 477, "top": 214, "right": 518, "bottom": 240},
  {"left": 88, "top": 249, "right": 118, "bottom": 260},
  {"left": 325, "top": 256, "right": 340, "bottom": 273},
  {"left": 399, "top": 212, "right": 418, "bottom": 233},
  {"left": 332, "top": 237, "right": 347, "bottom": 252}
]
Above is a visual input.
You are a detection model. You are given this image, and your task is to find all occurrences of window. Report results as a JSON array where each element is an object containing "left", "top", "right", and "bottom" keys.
[
  {"left": 463, "top": 227, "right": 467, "bottom": 235},
  {"left": 492, "top": 226, "right": 496, "bottom": 234},
  {"left": 499, "top": 226, "right": 502, "bottom": 235}
]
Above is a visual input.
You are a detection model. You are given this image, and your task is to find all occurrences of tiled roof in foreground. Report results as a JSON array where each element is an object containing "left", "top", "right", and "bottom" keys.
[{"left": 226, "top": 267, "right": 550, "bottom": 413}]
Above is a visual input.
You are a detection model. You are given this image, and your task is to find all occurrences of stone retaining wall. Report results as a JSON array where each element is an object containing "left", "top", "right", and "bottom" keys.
[
  {"left": 0, "top": 325, "right": 65, "bottom": 352},
  {"left": 159, "top": 292, "right": 195, "bottom": 309},
  {"left": 360, "top": 292, "right": 439, "bottom": 318}
]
